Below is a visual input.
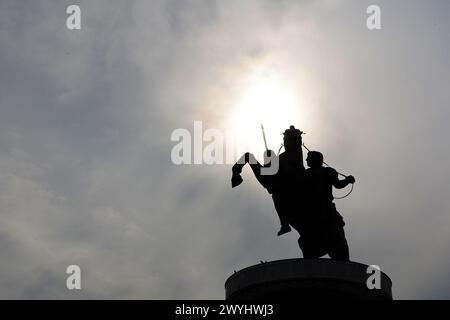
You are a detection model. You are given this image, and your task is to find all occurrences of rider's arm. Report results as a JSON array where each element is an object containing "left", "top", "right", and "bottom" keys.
[
  {"left": 333, "top": 178, "right": 350, "bottom": 189},
  {"left": 332, "top": 168, "right": 355, "bottom": 189},
  {"left": 249, "top": 150, "right": 277, "bottom": 193}
]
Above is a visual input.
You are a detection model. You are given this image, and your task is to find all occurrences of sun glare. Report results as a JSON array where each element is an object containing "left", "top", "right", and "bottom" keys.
[{"left": 228, "top": 71, "right": 306, "bottom": 159}]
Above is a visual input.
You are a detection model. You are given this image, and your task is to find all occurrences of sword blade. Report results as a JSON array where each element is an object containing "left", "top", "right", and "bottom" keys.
[{"left": 261, "top": 124, "right": 268, "bottom": 151}]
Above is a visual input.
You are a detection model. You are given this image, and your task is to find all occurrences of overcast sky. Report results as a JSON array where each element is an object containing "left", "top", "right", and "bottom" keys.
[{"left": 0, "top": 0, "right": 449, "bottom": 299}]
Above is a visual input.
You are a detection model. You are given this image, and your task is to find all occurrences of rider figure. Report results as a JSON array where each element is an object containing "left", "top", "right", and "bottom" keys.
[{"left": 301, "top": 151, "right": 355, "bottom": 260}]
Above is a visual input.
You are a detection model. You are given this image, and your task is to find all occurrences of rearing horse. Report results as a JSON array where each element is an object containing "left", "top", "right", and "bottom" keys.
[{"left": 231, "top": 126, "right": 312, "bottom": 245}]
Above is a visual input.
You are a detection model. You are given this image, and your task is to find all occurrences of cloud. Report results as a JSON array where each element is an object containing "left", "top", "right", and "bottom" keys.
[{"left": 0, "top": 0, "right": 449, "bottom": 299}]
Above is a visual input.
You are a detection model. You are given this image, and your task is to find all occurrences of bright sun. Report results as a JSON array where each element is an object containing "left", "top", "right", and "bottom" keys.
[{"left": 227, "top": 71, "right": 307, "bottom": 159}]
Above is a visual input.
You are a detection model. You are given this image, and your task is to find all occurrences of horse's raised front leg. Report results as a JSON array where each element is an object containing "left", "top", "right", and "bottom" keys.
[{"left": 231, "top": 152, "right": 274, "bottom": 192}]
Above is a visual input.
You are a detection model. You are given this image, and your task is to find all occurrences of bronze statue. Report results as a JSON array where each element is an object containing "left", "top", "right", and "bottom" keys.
[{"left": 231, "top": 125, "right": 355, "bottom": 261}]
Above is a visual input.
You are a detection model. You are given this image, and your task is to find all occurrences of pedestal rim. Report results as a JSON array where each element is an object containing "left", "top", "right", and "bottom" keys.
[{"left": 225, "top": 258, "right": 393, "bottom": 300}]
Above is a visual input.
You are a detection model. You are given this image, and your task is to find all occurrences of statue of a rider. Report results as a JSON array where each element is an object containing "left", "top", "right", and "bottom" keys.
[{"left": 231, "top": 125, "right": 355, "bottom": 261}]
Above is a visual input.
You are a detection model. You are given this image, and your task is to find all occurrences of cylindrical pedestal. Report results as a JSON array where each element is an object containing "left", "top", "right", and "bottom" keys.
[{"left": 225, "top": 259, "right": 392, "bottom": 300}]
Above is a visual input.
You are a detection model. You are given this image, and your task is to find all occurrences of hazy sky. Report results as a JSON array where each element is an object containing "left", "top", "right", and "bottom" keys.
[{"left": 0, "top": 0, "right": 449, "bottom": 299}]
